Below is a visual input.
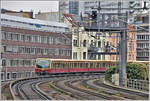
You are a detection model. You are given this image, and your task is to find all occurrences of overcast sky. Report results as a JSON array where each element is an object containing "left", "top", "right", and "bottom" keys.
[{"left": 1, "top": 1, "right": 59, "bottom": 14}]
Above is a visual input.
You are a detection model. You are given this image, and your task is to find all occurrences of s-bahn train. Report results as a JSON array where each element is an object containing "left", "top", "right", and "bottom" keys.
[{"left": 35, "top": 58, "right": 149, "bottom": 75}]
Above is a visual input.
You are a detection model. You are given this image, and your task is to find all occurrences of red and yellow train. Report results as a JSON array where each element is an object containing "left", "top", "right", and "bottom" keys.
[{"left": 35, "top": 58, "right": 149, "bottom": 75}]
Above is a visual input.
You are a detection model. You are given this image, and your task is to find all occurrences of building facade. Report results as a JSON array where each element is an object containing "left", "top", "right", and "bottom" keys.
[
  {"left": 63, "top": 14, "right": 109, "bottom": 60},
  {"left": 59, "top": 0, "right": 144, "bottom": 17},
  {"left": 134, "top": 13, "right": 149, "bottom": 61},
  {"left": 1, "top": 14, "right": 72, "bottom": 81},
  {"left": 108, "top": 25, "right": 137, "bottom": 61},
  {"left": 35, "top": 12, "right": 59, "bottom": 22}
]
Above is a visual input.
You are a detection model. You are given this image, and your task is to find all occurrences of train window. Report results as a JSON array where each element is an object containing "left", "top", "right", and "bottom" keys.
[
  {"left": 74, "top": 63, "right": 77, "bottom": 68},
  {"left": 83, "top": 62, "right": 86, "bottom": 68},
  {"left": 54, "top": 63, "right": 57, "bottom": 69},
  {"left": 80, "top": 63, "right": 83, "bottom": 68},
  {"left": 62, "top": 63, "right": 65, "bottom": 68},
  {"left": 72, "top": 62, "right": 73, "bottom": 68},
  {"left": 94, "top": 62, "right": 97, "bottom": 68},
  {"left": 102, "top": 63, "right": 105, "bottom": 67},
  {"left": 96, "top": 63, "right": 100, "bottom": 68},
  {"left": 56, "top": 63, "right": 59, "bottom": 68},
  {"left": 85, "top": 63, "right": 88, "bottom": 68},
  {"left": 90, "top": 63, "right": 94, "bottom": 68},
  {"left": 36, "top": 59, "right": 50, "bottom": 69},
  {"left": 77, "top": 63, "right": 79, "bottom": 68},
  {"left": 66, "top": 63, "right": 68, "bottom": 69}
]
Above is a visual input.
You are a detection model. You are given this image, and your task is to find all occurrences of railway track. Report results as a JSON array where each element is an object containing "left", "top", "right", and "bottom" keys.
[
  {"left": 64, "top": 78, "right": 124, "bottom": 100},
  {"left": 80, "top": 78, "right": 149, "bottom": 100},
  {"left": 51, "top": 75, "right": 120, "bottom": 100},
  {"left": 93, "top": 79, "right": 149, "bottom": 99},
  {"left": 9, "top": 73, "right": 148, "bottom": 100},
  {"left": 49, "top": 75, "right": 149, "bottom": 100},
  {"left": 11, "top": 78, "right": 52, "bottom": 100},
  {"left": 10, "top": 73, "right": 104, "bottom": 100}
]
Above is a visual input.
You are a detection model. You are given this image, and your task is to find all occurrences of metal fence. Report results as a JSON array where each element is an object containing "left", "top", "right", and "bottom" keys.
[{"left": 127, "top": 79, "right": 149, "bottom": 92}]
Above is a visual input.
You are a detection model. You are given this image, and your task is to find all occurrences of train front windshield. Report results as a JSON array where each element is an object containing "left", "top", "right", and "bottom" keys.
[{"left": 36, "top": 59, "right": 50, "bottom": 68}]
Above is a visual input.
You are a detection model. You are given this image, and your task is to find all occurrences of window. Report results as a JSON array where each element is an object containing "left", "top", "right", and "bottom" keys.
[
  {"left": 132, "top": 33, "right": 135, "bottom": 39},
  {"left": 129, "top": 42, "right": 132, "bottom": 51},
  {"left": 19, "top": 47, "right": 25, "bottom": 53},
  {"left": 12, "top": 46, "right": 18, "bottom": 53},
  {"left": 1, "top": 72, "right": 4, "bottom": 81},
  {"left": 25, "top": 35, "right": 31, "bottom": 42},
  {"left": 2, "top": 31, "right": 7, "bottom": 40},
  {"left": 2, "top": 59, "right": 6, "bottom": 66},
  {"left": 73, "top": 52, "right": 77, "bottom": 59},
  {"left": 12, "top": 34, "right": 19, "bottom": 41},
  {"left": 36, "top": 48, "right": 41, "bottom": 54},
  {"left": 7, "top": 73, "right": 11, "bottom": 80},
  {"left": 83, "top": 52, "right": 86, "bottom": 59},
  {"left": 98, "top": 55, "right": 101, "bottom": 59},
  {"left": 49, "top": 37, "right": 54, "bottom": 44},
  {"left": 20, "top": 60, "right": 25, "bottom": 66},
  {"left": 128, "top": 54, "right": 131, "bottom": 60},
  {"left": 41, "top": 36, "right": 48, "bottom": 43},
  {"left": 55, "top": 48, "right": 59, "bottom": 56},
  {"left": 73, "top": 40, "right": 78, "bottom": 46},
  {"left": 25, "top": 47, "right": 30, "bottom": 54},
  {"left": 12, "top": 73, "right": 17, "bottom": 79},
  {"left": 31, "top": 47, "right": 36, "bottom": 54},
  {"left": 5, "top": 46, "right": 13, "bottom": 52},
  {"left": 49, "top": 48, "right": 55, "bottom": 56},
  {"left": 21, "top": 35, "right": 25, "bottom": 41},
  {"left": 98, "top": 41, "right": 101, "bottom": 48},
  {"left": 43, "top": 48, "right": 48, "bottom": 55},
  {"left": 7, "top": 33, "right": 12, "bottom": 40},
  {"left": 10, "top": 60, "right": 19, "bottom": 66},
  {"left": 83, "top": 40, "right": 86, "bottom": 47},
  {"left": 146, "top": 35, "right": 149, "bottom": 40},
  {"left": 67, "top": 50, "right": 72, "bottom": 56},
  {"left": 25, "top": 60, "right": 31, "bottom": 66},
  {"left": 32, "top": 35, "right": 39, "bottom": 42}
]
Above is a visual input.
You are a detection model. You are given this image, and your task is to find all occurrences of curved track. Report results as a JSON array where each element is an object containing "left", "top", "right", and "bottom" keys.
[
  {"left": 80, "top": 78, "right": 148, "bottom": 100},
  {"left": 11, "top": 78, "right": 52, "bottom": 100},
  {"left": 10, "top": 73, "right": 149, "bottom": 100},
  {"left": 52, "top": 75, "right": 123, "bottom": 100}
]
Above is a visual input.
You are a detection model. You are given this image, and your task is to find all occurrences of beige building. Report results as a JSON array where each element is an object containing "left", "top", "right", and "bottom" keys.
[
  {"left": 35, "top": 11, "right": 59, "bottom": 22},
  {"left": 63, "top": 14, "right": 109, "bottom": 60}
]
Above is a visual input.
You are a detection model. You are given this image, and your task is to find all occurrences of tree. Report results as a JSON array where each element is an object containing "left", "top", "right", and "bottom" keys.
[{"left": 105, "top": 62, "right": 148, "bottom": 82}]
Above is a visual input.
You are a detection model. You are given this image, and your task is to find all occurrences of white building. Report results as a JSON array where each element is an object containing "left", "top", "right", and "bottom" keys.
[{"left": 59, "top": 0, "right": 146, "bottom": 17}]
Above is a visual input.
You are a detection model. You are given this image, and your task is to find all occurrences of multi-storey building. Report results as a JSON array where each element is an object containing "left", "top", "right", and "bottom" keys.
[
  {"left": 63, "top": 14, "right": 109, "bottom": 60},
  {"left": 134, "top": 13, "right": 149, "bottom": 61},
  {"left": 59, "top": 0, "right": 144, "bottom": 17},
  {"left": 108, "top": 25, "right": 137, "bottom": 61},
  {"left": 1, "top": 14, "right": 72, "bottom": 81}
]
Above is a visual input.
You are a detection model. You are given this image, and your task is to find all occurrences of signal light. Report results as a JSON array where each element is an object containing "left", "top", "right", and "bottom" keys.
[{"left": 92, "top": 11, "right": 97, "bottom": 20}]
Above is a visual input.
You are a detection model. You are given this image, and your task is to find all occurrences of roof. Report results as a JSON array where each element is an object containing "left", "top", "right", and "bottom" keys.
[
  {"left": 63, "top": 14, "right": 79, "bottom": 27},
  {"left": 1, "top": 14, "right": 68, "bottom": 28},
  {"left": 1, "top": 8, "right": 32, "bottom": 13}
]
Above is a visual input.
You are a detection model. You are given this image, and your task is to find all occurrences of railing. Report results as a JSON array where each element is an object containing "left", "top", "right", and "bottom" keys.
[{"left": 127, "top": 79, "right": 149, "bottom": 92}]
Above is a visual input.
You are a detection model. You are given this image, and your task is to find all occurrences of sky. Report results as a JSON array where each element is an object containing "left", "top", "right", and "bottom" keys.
[{"left": 1, "top": 1, "right": 59, "bottom": 14}]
